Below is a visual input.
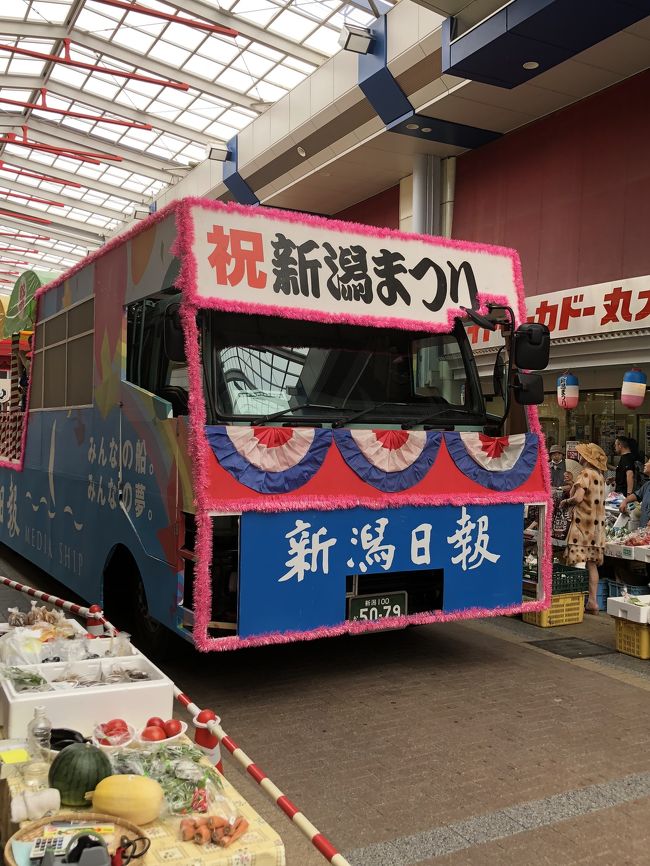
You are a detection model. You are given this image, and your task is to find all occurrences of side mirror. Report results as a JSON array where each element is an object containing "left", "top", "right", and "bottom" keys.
[
  {"left": 512, "top": 372, "right": 544, "bottom": 405},
  {"left": 164, "top": 304, "right": 185, "bottom": 363},
  {"left": 513, "top": 323, "right": 550, "bottom": 370},
  {"left": 493, "top": 346, "right": 507, "bottom": 400}
]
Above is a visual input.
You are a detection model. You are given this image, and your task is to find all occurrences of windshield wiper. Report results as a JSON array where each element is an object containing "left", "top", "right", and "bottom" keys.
[
  {"left": 250, "top": 402, "right": 338, "bottom": 426},
  {"left": 401, "top": 406, "right": 481, "bottom": 430},
  {"left": 333, "top": 402, "right": 410, "bottom": 428}
]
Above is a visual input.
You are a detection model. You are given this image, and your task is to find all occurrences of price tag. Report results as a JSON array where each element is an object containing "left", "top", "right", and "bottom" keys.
[{"left": 622, "top": 546, "right": 634, "bottom": 560}]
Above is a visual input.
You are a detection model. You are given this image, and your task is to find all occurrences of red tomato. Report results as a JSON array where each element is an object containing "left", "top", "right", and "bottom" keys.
[
  {"left": 146, "top": 717, "right": 165, "bottom": 729},
  {"left": 103, "top": 719, "right": 128, "bottom": 735},
  {"left": 141, "top": 725, "right": 167, "bottom": 741},
  {"left": 163, "top": 719, "right": 182, "bottom": 738}
]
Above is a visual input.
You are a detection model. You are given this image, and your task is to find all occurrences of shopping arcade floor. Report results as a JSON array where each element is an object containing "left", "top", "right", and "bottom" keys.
[{"left": 0, "top": 545, "right": 649, "bottom": 866}]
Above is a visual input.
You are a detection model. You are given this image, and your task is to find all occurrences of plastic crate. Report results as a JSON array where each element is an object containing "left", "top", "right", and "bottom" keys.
[
  {"left": 608, "top": 580, "right": 650, "bottom": 599},
  {"left": 522, "top": 592, "right": 586, "bottom": 628},
  {"left": 597, "top": 579, "right": 609, "bottom": 611},
  {"left": 551, "top": 564, "right": 589, "bottom": 594},
  {"left": 614, "top": 618, "right": 650, "bottom": 660}
]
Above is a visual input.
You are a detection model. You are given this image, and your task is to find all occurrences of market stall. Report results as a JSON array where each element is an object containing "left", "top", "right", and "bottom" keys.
[{"left": 0, "top": 597, "right": 286, "bottom": 866}]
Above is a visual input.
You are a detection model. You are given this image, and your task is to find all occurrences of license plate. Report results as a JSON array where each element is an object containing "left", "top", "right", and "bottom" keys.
[{"left": 348, "top": 592, "right": 407, "bottom": 621}]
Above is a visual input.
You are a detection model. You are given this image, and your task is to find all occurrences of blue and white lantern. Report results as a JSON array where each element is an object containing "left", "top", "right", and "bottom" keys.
[
  {"left": 557, "top": 372, "right": 579, "bottom": 410},
  {"left": 621, "top": 368, "right": 647, "bottom": 409}
]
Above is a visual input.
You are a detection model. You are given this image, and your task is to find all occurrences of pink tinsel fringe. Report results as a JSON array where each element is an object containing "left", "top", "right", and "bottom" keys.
[
  {"left": 172, "top": 199, "right": 552, "bottom": 649},
  {"left": 203, "top": 490, "right": 546, "bottom": 513},
  {"left": 192, "top": 598, "right": 548, "bottom": 652},
  {"left": 3, "top": 195, "right": 548, "bottom": 647}
]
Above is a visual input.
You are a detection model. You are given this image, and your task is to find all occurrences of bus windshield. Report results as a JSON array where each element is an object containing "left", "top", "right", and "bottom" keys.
[{"left": 204, "top": 312, "right": 484, "bottom": 426}]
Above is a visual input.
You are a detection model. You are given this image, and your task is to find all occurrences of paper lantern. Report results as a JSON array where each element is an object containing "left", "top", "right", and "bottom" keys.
[
  {"left": 621, "top": 368, "right": 647, "bottom": 409},
  {"left": 557, "top": 372, "right": 579, "bottom": 410}
]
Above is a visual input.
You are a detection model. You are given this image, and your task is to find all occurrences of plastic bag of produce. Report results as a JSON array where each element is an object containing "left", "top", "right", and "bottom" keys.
[{"left": 0, "top": 628, "right": 45, "bottom": 665}]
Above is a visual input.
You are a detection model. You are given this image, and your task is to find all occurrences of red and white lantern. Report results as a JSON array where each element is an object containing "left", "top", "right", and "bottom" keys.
[
  {"left": 557, "top": 372, "right": 579, "bottom": 410},
  {"left": 621, "top": 368, "right": 647, "bottom": 409}
]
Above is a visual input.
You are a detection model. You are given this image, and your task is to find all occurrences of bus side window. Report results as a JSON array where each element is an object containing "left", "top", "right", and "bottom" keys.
[{"left": 125, "top": 299, "right": 188, "bottom": 417}]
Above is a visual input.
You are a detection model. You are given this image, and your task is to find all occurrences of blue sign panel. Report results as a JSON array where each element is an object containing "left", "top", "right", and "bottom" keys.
[{"left": 239, "top": 504, "right": 524, "bottom": 638}]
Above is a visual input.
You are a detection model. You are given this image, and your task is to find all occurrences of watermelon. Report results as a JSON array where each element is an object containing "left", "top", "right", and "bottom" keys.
[{"left": 48, "top": 742, "right": 113, "bottom": 807}]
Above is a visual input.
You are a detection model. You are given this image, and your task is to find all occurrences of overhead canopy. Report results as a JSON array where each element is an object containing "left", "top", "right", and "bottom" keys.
[{"left": 3, "top": 270, "right": 56, "bottom": 338}]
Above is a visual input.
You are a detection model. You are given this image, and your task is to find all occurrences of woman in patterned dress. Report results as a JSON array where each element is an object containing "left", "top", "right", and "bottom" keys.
[{"left": 559, "top": 443, "right": 607, "bottom": 614}]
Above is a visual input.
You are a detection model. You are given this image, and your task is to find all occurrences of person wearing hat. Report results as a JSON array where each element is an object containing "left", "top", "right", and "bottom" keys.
[
  {"left": 559, "top": 443, "right": 607, "bottom": 614},
  {"left": 549, "top": 444, "right": 567, "bottom": 488}
]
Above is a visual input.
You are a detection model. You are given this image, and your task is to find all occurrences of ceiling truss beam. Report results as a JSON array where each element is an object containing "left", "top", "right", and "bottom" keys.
[
  {"left": 0, "top": 176, "right": 130, "bottom": 222},
  {"left": 0, "top": 201, "right": 107, "bottom": 243},
  {"left": 0, "top": 233, "right": 85, "bottom": 261},
  {"left": 172, "top": 0, "right": 327, "bottom": 66},
  {"left": 26, "top": 119, "right": 176, "bottom": 180},
  {"left": 41, "top": 81, "right": 216, "bottom": 145},
  {"left": 1, "top": 154, "right": 149, "bottom": 204}
]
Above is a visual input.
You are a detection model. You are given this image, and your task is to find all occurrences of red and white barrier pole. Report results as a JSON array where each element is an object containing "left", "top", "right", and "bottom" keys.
[
  {"left": 0, "top": 576, "right": 106, "bottom": 629},
  {"left": 86, "top": 603, "right": 106, "bottom": 636},
  {"left": 174, "top": 686, "right": 351, "bottom": 866},
  {"left": 173, "top": 692, "right": 224, "bottom": 773}
]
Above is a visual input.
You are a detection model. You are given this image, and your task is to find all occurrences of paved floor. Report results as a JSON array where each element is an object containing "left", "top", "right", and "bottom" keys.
[{"left": 0, "top": 545, "right": 649, "bottom": 865}]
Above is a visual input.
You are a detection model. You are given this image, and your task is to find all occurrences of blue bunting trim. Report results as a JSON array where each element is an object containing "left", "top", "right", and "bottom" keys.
[
  {"left": 206, "top": 426, "right": 332, "bottom": 494},
  {"left": 444, "top": 432, "right": 539, "bottom": 491},
  {"left": 334, "top": 430, "right": 442, "bottom": 492}
]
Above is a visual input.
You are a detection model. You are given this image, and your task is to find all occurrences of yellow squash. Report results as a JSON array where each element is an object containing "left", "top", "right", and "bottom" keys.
[{"left": 87, "top": 774, "right": 164, "bottom": 825}]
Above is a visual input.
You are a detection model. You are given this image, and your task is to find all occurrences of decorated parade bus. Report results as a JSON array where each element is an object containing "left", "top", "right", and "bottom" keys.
[{"left": 0, "top": 199, "right": 552, "bottom": 652}]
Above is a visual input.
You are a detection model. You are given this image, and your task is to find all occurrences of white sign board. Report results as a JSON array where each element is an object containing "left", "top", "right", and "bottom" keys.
[
  {"left": 468, "top": 274, "right": 650, "bottom": 349},
  {"left": 190, "top": 204, "right": 520, "bottom": 330}
]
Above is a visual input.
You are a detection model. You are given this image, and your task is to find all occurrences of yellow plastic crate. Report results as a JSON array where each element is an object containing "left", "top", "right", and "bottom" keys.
[
  {"left": 614, "top": 618, "right": 650, "bottom": 660},
  {"left": 522, "top": 592, "right": 585, "bottom": 628}
]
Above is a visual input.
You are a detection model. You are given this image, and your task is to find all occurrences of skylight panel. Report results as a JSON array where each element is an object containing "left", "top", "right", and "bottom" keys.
[
  {"left": 30, "top": 2, "right": 71, "bottom": 23},
  {"left": 217, "top": 107, "right": 254, "bottom": 129},
  {"left": 81, "top": 77, "right": 120, "bottom": 99},
  {"left": 102, "top": 166, "right": 130, "bottom": 181},
  {"left": 112, "top": 26, "right": 157, "bottom": 53},
  {"left": 217, "top": 67, "right": 256, "bottom": 93},
  {"left": 90, "top": 125, "right": 123, "bottom": 142},
  {"left": 3, "top": 0, "right": 28, "bottom": 20},
  {"left": 114, "top": 90, "right": 152, "bottom": 111},
  {"left": 233, "top": 50, "right": 275, "bottom": 78},
  {"left": 120, "top": 126, "right": 159, "bottom": 145},
  {"left": 244, "top": 41, "right": 285, "bottom": 62},
  {"left": 183, "top": 55, "right": 225, "bottom": 81},
  {"left": 304, "top": 24, "right": 339, "bottom": 53},
  {"left": 148, "top": 41, "right": 190, "bottom": 67},
  {"left": 204, "top": 120, "right": 238, "bottom": 140},
  {"left": 265, "top": 64, "right": 305, "bottom": 89},
  {"left": 50, "top": 65, "right": 89, "bottom": 88},
  {"left": 7, "top": 58, "right": 47, "bottom": 75},
  {"left": 120, "top": 9, "right": 165, "bottom": 34},
  {"left": 121, "top": 179, "right": 148, "bottom": 192},
  {"left": 252, "top": 81, "right": 285, "bottom": 101},
  {"left": 282, "top": 55, "right": 316, "bottom": 74},
  {"left": 0, "top": 89, "right": 34, "bottom": 101},
  {"left": 150, "top": 87, "right": 194, "bottom": 109},
  {"left": 231, "top": 0, "right": 278, "bottom": 28},
  {"left": 56, "top": 117, "right": 95, "bottom": 134},
  {"left": 175, "top": 110, "right": 211, "bottom": 132},
  {"left": 197, "top": 35, "right": 240, "bottom": 65},
  {"left": 269, "top": 9, "right": 318, "bottom": 41},
  {"left": 74, "top": 9, "right": 119, "bottom": 35},
  {"left": 162, "top": 22, "right": 207, "bottom": 52}
]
